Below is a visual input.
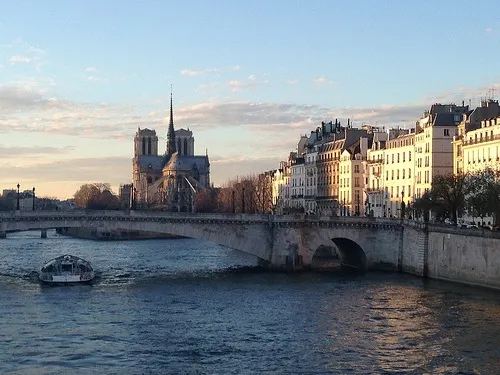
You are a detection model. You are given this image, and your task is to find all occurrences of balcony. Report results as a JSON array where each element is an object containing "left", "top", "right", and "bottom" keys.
[
  {"left": 463, "top": 133, "right": 500, "bottom": 146},
  {"left": 315, "top": 195, "right": 338, "bottom": 201},
  {"left": 365, "top": 188, "right": 384, "bottom": 194},
  {"left": 366, "top": 158, "right": 384, "bottom": 164}
]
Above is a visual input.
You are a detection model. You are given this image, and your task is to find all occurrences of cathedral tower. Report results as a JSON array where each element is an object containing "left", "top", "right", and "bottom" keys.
[{"left": 134, "top": 128, "right": 158, "bottom": 157}]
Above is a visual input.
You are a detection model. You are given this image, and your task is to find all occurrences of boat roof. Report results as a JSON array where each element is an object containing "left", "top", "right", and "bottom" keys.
[{"left": 42, "top": 254, "right": 92, "bottom": 267}]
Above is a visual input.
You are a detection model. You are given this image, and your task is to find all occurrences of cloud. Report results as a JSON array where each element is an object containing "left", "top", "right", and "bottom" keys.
[
  {"left": 0, "top": 156, "right": 128, "bottom": 181},
  {"left": 209, "top": 156, "right": 281, "bottom": 185},
  {"left": 312, "top": 76, "right": 334, "bottom": 85},
  {"left": 85, "top": 76, "right": 101, "bottom": 81},
  {"left": 85, "top": 66, "right": 98, "bottom": 72},
  {"left": 0, "top": 156, "right": 131, "bottom": 197},
  {"left": 4, "top": 79, "right": 493, "bottom": 143},
  {"left": 0, "top": 146, "right": 74, "bottom": 158},
  {"left": 288, "top": 79, "right": 299, "bottom": 85},
  {"left": 5, "top": 39, "right": 46, "bottom": 70},
  {"left": 9, "top": 55, "right": 31, "bottom": 64},
  {"left": 485, "top": 27, "right": 494, "bottom": 34},
  {"left": 181, "top": 65, "right": 241, "bottom": 76},
  {"left": 226, "top": 80, "right": 259, "bottom": 92}
]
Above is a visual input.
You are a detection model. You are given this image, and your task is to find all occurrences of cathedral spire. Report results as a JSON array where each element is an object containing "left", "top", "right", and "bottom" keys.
[{"left": 166, "top": 87, "right": 176, "bottom": 156}]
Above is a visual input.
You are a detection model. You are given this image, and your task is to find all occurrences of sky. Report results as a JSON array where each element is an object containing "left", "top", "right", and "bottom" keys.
[{"left": 1, "top": 1, "right": 500, "bottom": 199}]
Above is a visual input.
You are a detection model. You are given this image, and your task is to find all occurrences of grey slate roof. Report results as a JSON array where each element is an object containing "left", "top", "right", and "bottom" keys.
[
  {"left": 163, "top": 152, "right": 210, "bottom": 173},
  {"left": 137, "top": 155, "right": 164, "bottom": 172}
]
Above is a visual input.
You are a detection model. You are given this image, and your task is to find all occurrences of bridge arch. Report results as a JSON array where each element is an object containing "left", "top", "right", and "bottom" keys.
[{"left": 331, "top": 237, "right": 367, "bottom": 270}]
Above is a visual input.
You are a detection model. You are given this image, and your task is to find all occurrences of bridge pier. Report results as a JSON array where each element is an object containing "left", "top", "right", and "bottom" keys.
[
  {"left": 0, "top": 231, "right": 6, "bottom": 239},
  {"left": 41, "top": 229, "right": 47, "bottom": 239}
]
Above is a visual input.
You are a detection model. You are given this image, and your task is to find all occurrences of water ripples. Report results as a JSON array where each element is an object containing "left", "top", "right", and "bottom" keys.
[{"left": 1, "top": 231, "right": 500, "bottom": 374}]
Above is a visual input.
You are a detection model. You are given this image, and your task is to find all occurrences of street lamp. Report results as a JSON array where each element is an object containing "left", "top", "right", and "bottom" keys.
[
  {"left": 16, "top": 183, "right": 20, "bottom": 210},
  {"left": 400, "top": 190, "right": 405, "bottom": 219},
  {"left": 32, "top": 187, "right": 36, "bottom": 210},
  {"left": 132, "top": 187, "right": 137, "bottom": 210},
  {"left": 242, "top": 187, "right": 245, "bottom": 213}
]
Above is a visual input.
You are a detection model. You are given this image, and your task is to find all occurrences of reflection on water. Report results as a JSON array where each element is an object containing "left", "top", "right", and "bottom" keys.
[{"left": 1, "top": 230, "right": 500, "bottom": 374}]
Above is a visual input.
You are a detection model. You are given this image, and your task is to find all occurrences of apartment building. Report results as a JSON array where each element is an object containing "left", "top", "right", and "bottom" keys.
[
  {"left": 316, "top": 124, "right": 370, "bottom": 215},
  {"left": 290, "top": 156, "right": 306, "bottom": 211},
  {"left": 304, "top": 144, "right": 319, "bottom": 214},
  {"left": 382, "top": 130, "right": 415, "bottom": 217},
  {"left": 414, "top": 103, "right": 468, "bottom": 198},
  {"left": 338, "top": 137, "right": 369, "bottom": 216},
  {"left": 365, "top": 129, "right": 389, "bottom": 217},
  {"left": 454, "top": 99, "right": 500, "bottom": 174}
]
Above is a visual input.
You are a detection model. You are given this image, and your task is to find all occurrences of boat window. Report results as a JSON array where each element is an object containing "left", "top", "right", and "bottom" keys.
[{"left": 61, "top": 264, "right": 72, "bottom": 272}]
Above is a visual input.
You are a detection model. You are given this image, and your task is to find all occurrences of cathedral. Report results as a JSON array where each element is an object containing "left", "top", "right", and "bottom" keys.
[{"left": 132, "top": 93, "right": 210, "bottom": 211}]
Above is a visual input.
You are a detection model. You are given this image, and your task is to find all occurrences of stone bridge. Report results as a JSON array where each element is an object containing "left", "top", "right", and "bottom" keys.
[
  {"left": 2, "top": 210, "right": 500, "bottom": 288},
  {"left": 0, "top": 210, "right": 416, "bottom": 271}
]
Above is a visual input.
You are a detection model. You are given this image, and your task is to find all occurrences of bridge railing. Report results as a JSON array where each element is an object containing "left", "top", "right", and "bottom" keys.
[{"left": 0, "top": 209, "right": 429, "bottom": 228}]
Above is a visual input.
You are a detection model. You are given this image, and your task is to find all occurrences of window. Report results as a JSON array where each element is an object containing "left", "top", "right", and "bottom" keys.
[
  {"left": 444, "top": 129, "right": 450, "bottom": 136},
  {"left": 409, "top": 151, "right": 412, "bottom": 161}
]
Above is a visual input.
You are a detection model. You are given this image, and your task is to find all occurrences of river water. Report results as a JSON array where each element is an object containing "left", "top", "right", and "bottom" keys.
[{"left": 1, "top": 230, "right": 500, "bottom": 375}]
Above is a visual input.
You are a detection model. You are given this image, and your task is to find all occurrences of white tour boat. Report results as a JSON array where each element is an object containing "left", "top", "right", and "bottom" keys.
[{"left": 39, "top": 255, "right": 95, "bottom": 284}]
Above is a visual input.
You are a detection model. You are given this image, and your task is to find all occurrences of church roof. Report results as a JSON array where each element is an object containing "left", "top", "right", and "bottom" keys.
[
  {"left": 137, "top": 155, "right": 164, "bottom": 172},
  {"left": 163, "top": 152, "right": 209, "bottom": 173}
]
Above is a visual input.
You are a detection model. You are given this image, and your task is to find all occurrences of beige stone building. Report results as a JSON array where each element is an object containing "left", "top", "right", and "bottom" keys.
[
  {"left": 338, "top": 137, "right": 369, "bottom": 216},
  {"left": 453, "top": 99, "right": 500, "bottom": 175},
  {"left": 413, "top": 103, "right": 468, "bottom": 199},
  {"left": 365, "top": 130, "right": 387, "bottom": 217}
]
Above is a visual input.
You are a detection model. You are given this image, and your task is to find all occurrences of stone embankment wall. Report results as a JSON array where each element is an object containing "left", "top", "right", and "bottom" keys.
[
  {"left": 400, "top": 221, "right": 500, "bottom": 290},
  {"left": 427, "top": 228, "right": 500, "bottom": 290}
]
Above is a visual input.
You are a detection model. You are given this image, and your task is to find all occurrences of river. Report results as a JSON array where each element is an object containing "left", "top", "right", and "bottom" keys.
[{"left": 1, "top": 230, "right": 500, "bottom": 374}]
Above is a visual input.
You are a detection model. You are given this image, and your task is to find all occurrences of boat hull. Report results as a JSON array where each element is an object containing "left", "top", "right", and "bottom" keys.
[{"left": 39, "top": 274, "right": 95, "bottom": 285}]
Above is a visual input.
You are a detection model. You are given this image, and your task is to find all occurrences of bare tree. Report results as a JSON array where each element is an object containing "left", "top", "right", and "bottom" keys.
[
  {"left": 73, "top": 183, "right": 114, "bottom": 209},
  {"left": 429, "top": 173, "right": 470, "bottom": 224},
  {"left": 467, "top": 168, "right": 500, "bottom": 225}
]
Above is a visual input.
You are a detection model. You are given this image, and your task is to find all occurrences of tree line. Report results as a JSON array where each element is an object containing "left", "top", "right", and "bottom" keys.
[
  {"left": 193, "top": 173, "right": 274, "bottom": 213},
  {"left": 411, "top": 168, "right": 500, "bottom": 225},
  {"left": 71, "top": 174, "right": 275, "bottom": 214}
]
